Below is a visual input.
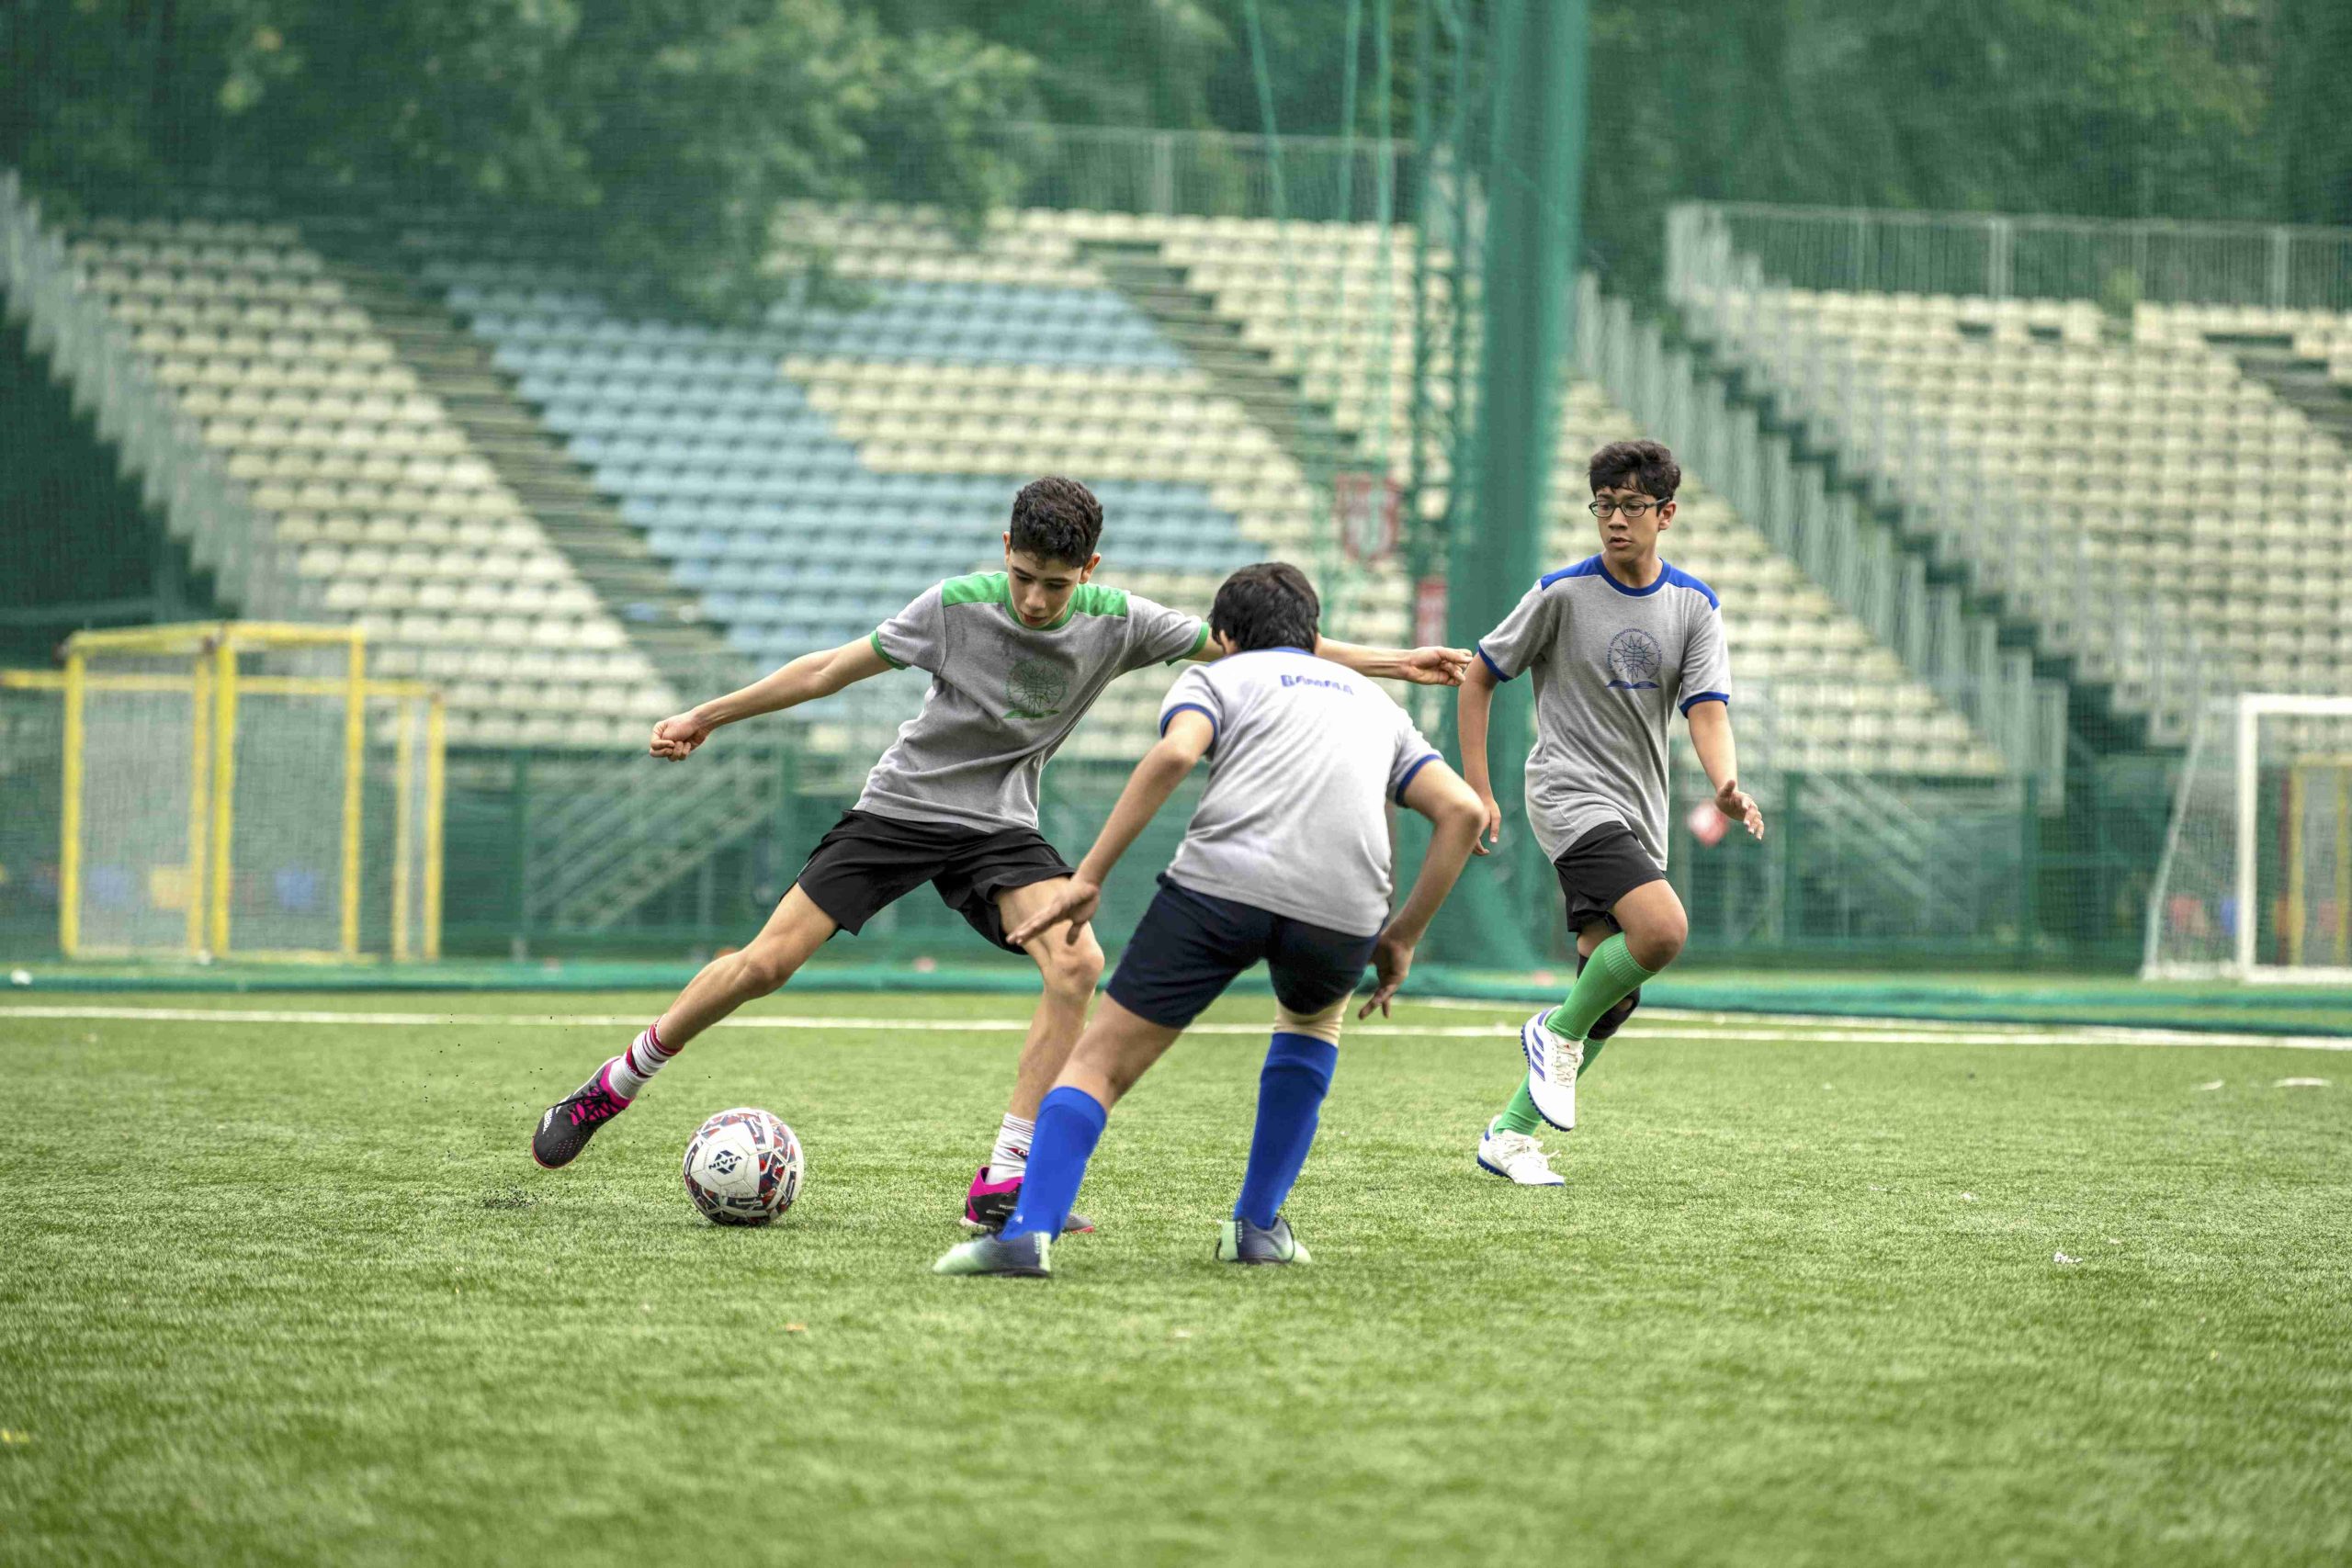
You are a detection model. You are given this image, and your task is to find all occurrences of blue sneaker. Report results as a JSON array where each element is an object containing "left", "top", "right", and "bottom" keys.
[{"left": 1216, "top": 1214, "right": 1311, "bottom": 1265}]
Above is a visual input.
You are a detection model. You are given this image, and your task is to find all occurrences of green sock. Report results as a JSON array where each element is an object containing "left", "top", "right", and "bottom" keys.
[
  {"left": 1491, "top": 937, "right": 1659, "bottom": 1136},
  {"left": 1491, "top": 1081, "right": 1545, "bottom": 1137},
  {"left": 1551, "top": 934, "right": 1656, "bottom": 1044}
]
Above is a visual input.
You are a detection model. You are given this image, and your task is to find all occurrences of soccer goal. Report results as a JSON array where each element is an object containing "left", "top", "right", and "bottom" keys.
[
  {"left": 0, "top": 622, "right": 444, "bottom": 963},
  {"left": 2143, "top": 693, "right": 2352, "bottom": 984}
]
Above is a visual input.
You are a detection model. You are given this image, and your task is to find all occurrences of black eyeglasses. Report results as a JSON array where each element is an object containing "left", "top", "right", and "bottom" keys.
[{"left": 1589, "top": 499, "right": 1665, "bottom": 519}]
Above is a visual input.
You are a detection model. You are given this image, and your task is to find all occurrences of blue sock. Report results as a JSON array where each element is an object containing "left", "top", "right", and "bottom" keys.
[
  {"left": 1233, "top": 1032, "right": 1339, "bottom": 1228},
  {"left": 1001, "top": 1086, "right": 1107, "bottom": 1241}
]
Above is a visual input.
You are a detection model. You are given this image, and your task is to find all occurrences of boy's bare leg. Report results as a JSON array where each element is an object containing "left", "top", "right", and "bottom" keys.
[
  {"left": 1050, "top": 996, "right": 1185, "bottom": 1111},
  {"left": 530, "top": 885, "right": 836, "bottom": 1169},
  {"left": 959, "top": 876, "right": 1107, "bottom": 1229},
  {"left": 656, "top": 884, "right": 840, "bottom": 1047},
  {"left": 998, "top": 876, "right": 1108, "bottom": 1120}
]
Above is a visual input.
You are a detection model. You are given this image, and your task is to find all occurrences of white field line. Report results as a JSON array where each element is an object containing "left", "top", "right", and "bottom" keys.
[{"left": 0, "top": 1004, "right": 2347, "bottom": 1051}]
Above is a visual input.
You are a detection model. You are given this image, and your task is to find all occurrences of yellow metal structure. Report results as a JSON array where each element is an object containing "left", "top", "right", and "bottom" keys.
[
  {"left": 0, "top": 621, "right": 444, "bottom": 963},
  {"left": 2285, "top": 756, "right": 2352, "bottom": 970}
]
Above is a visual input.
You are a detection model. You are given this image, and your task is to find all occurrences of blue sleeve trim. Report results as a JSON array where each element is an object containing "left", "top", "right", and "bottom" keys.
[
  {"left": 1658, "top": 563, "right": 1721, "bottom": 609},
  {"left": 1393, "top": 752, "right": 1442, "bottom": 805},
  {"left": 1538, "top": 557, "right": 1606, "bottom": 590},
  {"left": 1160, "top": 702, "right": 1220, "bottom": 754},
  {"left": 1476, "top": 643, "right": 1515, "bottom": 682},
  {"left": 1679, "top": 691, "right": 1730, "bottom": 715}
]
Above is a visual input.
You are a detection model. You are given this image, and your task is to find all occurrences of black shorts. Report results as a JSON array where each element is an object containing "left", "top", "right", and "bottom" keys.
[
  {"left": 1554, "top": 821, "right": 1665, "bottom": 934},
  {"left": 1105, "top": 874, "right": 1379, "bottom": 1030},
  {"left": 794, "top": 810, "right": 1075, "bottom": 955}
]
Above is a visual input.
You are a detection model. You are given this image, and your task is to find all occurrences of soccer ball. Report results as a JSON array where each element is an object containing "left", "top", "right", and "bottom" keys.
[{"left": 682, "top": 1107, "right": 804, "bottom": 1226}]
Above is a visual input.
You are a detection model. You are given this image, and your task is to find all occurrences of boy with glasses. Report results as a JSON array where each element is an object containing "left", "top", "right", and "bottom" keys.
[{"left": 1459, "top": 441, "right": 1765, "bottom": 1186}]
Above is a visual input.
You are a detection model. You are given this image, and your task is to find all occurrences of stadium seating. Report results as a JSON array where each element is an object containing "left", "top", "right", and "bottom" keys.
[
  {"left": 60, "top": 215, "right": 679, "bottom": 749},
  {"left": 36, "top": 199, "right": 2018, "bottom": 773},
  {"left": 415, "top": 209, "right": 1371, "bottom": 757},
  {"left": 1104, "top": 214, "right": 2002, "bottom": 774},
  {"left": 1675, "top": 283, "right": 2352, "bottom": 733}
]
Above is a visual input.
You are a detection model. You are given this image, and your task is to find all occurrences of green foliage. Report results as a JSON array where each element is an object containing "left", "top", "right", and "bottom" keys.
[
  {"left": 6, "top": 0, "right": 2348, "bottom": 304},
  {"left": 2, "top": 0, "right": 1036, "bottom": 321},
  {"left": 1102, "top": 1, "right": 2340, "bottom": 291}
]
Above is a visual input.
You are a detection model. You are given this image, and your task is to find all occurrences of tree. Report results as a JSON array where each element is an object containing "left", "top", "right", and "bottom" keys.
[{"left": 2, "top": 0, "right": 1037, "bottom": 320}]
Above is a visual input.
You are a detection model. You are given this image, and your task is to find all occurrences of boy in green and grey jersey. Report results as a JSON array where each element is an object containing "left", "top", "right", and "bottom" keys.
[{"left": 529, "top": 477, "right": 1472, "bottom": 1230}]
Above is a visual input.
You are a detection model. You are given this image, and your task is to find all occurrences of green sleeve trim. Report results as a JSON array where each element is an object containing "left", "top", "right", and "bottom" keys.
[
  {"left": 1168, "top": 622, "right": 1213, "bottom": 663},
  {"left": 868, "top": 628, "right": 908, "bottom": 670},
  {"left": 1067, "top": 582, "right": 1130, "bottom": 619},
  {"left": 940, "top": 571, "right": 1009, "bottom": 608}
]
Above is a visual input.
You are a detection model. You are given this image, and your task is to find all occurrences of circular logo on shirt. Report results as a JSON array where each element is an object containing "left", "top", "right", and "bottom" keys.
[
  {"left": 1605, "top": 627, "right": 1663, "bottom": 691},
  {"left": 1006, "top": 657, "right": 1069, "bottom": 718}
]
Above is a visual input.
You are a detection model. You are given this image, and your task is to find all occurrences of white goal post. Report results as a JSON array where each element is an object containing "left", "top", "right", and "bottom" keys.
[{"left": 2143, "top": 693, "right": 2352, "bottom": 984}]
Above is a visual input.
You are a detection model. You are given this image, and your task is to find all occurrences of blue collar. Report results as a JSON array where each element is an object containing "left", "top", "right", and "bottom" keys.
[{"left": 1595, "top": 558, "right": 1668, "bottom": 596}]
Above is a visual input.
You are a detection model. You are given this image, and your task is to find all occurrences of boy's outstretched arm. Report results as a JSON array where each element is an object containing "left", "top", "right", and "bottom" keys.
[
  {"left": 1314, "top": 637, "right": 1476, "bottom": 687},
  {"left": 1456, "top": 660, "right": 1504, "bottom": 853},
  {"left": 1360, "top": 760, "right": 1488, "bottom": 1017},
  {"left": 1182, "top": 630, "right": 1472, "bottom": 687},
  {"left": 1685, "top": 700, "right": 1764, "bottom": 840},
  {"left": 1003, "top": 710, "right": 1217, "bottom": 947},
  {"left": 650, "top": 636, "right": 893, "bottom": 760}
]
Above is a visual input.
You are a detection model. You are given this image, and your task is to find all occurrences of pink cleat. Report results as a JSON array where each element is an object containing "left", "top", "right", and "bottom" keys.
[
  {"left": 960, "top": 1165, "right": 1094, "bottom": 1235},
  {"left": 531, "top": 1060, "right": 633, "bottom": 1169}
]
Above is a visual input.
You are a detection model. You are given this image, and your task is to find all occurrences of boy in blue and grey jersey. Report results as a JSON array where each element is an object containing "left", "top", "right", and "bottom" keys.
[
  {"left": 528, "top": 479, "right": 1474, "bottom": 1232},
  {"left": 935, "top": 563, "right": 1487, "bottom": 1278},
  {"left": 1461, "top": 440, "right": 1766, "bottom": 1187}
]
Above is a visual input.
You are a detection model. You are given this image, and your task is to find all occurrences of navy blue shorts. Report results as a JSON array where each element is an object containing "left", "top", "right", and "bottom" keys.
[{"left": 1105, "top": 874, "right": 1380, "bottom": 1029}]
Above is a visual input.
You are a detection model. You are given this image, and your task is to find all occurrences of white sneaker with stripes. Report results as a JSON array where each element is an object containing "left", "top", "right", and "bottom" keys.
[
  {"left": 1521, "top": 1008, "right": 1581, "bottom": 1131},
  {"left": 1476, "top": 1122, "right": 1566, "bottom": 1186}
]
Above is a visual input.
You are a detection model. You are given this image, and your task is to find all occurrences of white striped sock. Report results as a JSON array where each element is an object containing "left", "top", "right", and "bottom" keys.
[
  {"left": 606, "top": 1023, "right": 675, "bottom": 1100},
  {"left": 989, "top": 1113, "right": 1035, "bottom": 1181}
]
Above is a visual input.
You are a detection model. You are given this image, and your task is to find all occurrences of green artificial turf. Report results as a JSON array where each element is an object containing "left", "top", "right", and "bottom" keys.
[{"left": 4, "top": 992, "right": 2348, "bottom": 1566}]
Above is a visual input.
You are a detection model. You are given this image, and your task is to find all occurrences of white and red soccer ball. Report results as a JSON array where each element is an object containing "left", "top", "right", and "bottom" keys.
[{"left": 682, "top": 1107, "right": 804, "bottom": 1226}]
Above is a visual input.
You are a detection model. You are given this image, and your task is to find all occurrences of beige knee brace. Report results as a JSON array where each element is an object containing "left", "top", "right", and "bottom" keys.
[{"left": 1275, "top": 995, "right": 1350, "bottom": 1044}]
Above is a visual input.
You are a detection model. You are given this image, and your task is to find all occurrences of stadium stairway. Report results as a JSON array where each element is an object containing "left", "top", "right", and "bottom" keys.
[
  {"left": 1653, "top": 310, "right": 2107, "bottom": 751},
  {"left": 1077, "top": 239, "right": 1375, "bottom": 497},
  {"left": 288, "top": 218, "right": 784, "bottom": 935},
  {"left": 293, "top": 220, "right": 734, "bottom": 696},
  {"left": 506, "top": 746, "right": 783, "bottom": 936},
  {"left": 2208, "top": 335, "right": 2352, "bottom": 452}
]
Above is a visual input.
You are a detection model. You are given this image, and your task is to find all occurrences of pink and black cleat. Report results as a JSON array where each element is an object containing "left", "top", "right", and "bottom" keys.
[
  {"left": 960, "top": 1165, "right": 1094, "bottom": 1235},
  {"left": 531, "top": 1060, "right": 632, "bottom": 1169}
]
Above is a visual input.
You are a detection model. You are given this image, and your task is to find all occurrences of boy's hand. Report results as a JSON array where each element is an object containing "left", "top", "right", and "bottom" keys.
[
  {"left": 1715, "top": 778, "right": 1765, "bottom": 840},
  {"left": 1358, "top": 931, "right": 1416, "bottom": 1019},
  {"left": 650, "top": 711, "right": 713, "bottom": 760},
  {"left": 1399, "top": 647, "right": 1476, "bottom": 686},
  {"left": 1472, "top": 790, "right": 1504, "bottom": 855},
  {"left": 1005, "top": 877, "right": 1102, "bottom": 948}
]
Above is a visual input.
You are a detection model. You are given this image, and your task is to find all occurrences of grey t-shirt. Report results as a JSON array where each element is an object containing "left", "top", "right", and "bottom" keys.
[
  {"left": 1158, "top": 648, "right": 1442, "bottom": 937},
  {"left": 861, "top": 572, "right": 1208, "bottom": 831},
  {"left": 1476, "top": 556, "right": 1730, "bottom": 868}
]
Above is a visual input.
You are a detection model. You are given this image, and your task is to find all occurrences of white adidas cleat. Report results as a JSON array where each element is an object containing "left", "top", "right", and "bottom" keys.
[
  {"left": 1521, "top": 1008, "right": 1581, "bottom": 1131},
  {"left": 1477, "top": 1123, "right": 1566, "bottom": 1186}
]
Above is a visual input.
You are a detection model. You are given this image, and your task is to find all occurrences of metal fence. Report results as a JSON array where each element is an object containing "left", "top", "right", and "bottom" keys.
[
  {"left": 1670, "top": 200, "right": 2352, "bottom": 311},
  {"left": 992, "top": 124, "right": 1424, "bottom": 225}
]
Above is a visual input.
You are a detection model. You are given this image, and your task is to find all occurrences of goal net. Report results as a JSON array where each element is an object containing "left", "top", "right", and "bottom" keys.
[
  {"left": 3, "top": 622, "right": 444, "bottom": 963},
  {"left": 2143, "top": 694, "right": 2352, "bottom": 984}
]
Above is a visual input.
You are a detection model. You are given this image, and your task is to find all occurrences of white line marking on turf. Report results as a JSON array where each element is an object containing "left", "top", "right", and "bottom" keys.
[{"left": 1, "top": 1004, "right": 2348, "bottom": 1051}]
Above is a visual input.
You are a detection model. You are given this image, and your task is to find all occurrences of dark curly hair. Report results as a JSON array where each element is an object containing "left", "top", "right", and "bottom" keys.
[
  {"left": 1209, "top": 561, "right": 1320, "bottom": 654},
  {"left": 1008, "top": 477, "right": 1104, "bottom": 566},
  {"left": 1589, "top": 439, "right": 1680, "bottom": 502}
]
